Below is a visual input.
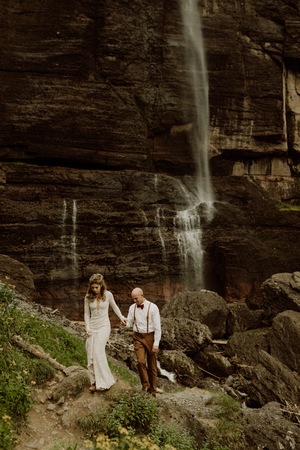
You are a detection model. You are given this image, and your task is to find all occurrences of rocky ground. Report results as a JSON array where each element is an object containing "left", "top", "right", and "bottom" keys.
[
  {"left": 14, "top": 377, "right": 218, "bottom": 450},
  {"left": 13, "top": 295, "right": 219, "bottom": 450},
  {"left": 12, "top": 293, "right": 300, "bottom": 450}
]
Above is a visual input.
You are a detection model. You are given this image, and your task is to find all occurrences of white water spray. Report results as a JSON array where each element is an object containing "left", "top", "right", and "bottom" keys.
[
  {"left": 157, "top": 360, "right": 176, "bottom": 383},
  {"left": 60, "top": 199, "right": 79, "bottom": 279},
  {"left": 175, "top": 0, "right": 215, "bottom": 289},
  {"left": 61, "top": 199, "right": 67, "bottom": 255},
  {"left": 71, "top": 200, "right": 78, "bottom": 271},
  {"left": 175, "top": 207, "right": 204, "bottom": 288},
  {"left": 156, "top": 207, "right": 167, "bottom": 263},
  {"left": 180, "top": 0, "right": 214, "bottom": 208}
]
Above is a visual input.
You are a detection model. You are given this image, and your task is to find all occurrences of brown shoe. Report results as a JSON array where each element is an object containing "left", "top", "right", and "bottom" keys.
[
  {"left": 148, "top": 391, "right": 156, "bottom": 397},
  {"left": 89, "top": 384, "right": 96, "bottom": 392}
]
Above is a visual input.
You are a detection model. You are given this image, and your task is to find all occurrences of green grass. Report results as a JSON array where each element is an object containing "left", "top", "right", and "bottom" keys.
[
  {"left": 277, "top": 203, "right": 300, "bottom": 212},
  {"left": 200, "top": 391, "right": 246, "bottom": 449},
  {"left": 0, "top": 281, "right": 86, "bottom": 449},
  {"left": 12, "top": 311, "right": 87, "bottom": 367},
  {"left": 108, "top": 359, "right": 139, "bottom": 387}
]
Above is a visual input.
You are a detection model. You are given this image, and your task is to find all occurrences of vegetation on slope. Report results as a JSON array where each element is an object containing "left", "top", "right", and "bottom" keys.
[
  {"left": 0, "top": 281, "right": 198, "bottom": 449},
  {"left": 0, "top": 280, "right": 244, "bottom": 450}
]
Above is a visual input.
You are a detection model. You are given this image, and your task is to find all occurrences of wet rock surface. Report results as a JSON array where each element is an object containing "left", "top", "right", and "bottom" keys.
[
  {"left": 1, "top": 1, "right": 300, "bottom": 318},
  {"left": 1, "top": 166, "right": 300, "bottom": 321}
]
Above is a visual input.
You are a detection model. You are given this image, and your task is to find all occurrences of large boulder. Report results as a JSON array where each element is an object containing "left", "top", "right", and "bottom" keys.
[
  {"left": 259, "top": 272, "right": 300, "bottom": 319},
  {"left": 196, "top": 346, "right": 234, "bottom": 378},
  {"left": 161, "top": 290, "right": 228, "bottom": 338},
  {"left": 240, "top": 350, "right": 300, "bottom": 407},
  {"left": 242, "top": 402, "right": 300, "bottom": 449},
  {"left": 0, "top": 254, "right": 36, "bottom": 300},
  {"left": 160, "top": 317, "right": 212, "bottom": 352},
  {"left": 270, "top": 310, "right": 300, "bottom": 373},
  {"left": 226, "top": 302, "right": 265, "bottom": 336},
  {"left": 225, "top": 328, "right": 270, "bottom": 364},
  {"left": 158, "top": 350, "right": 205, "bottom": 388}
]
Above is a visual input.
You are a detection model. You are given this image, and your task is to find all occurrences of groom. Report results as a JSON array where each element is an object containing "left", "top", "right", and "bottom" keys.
[{"left": 126, "top": 287, "right": 161, "bottom": 397}]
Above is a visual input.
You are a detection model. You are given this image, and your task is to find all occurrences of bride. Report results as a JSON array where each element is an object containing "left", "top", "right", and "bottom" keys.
[{"left": 84, "top": 273, "right": 126, "bottom": 392}]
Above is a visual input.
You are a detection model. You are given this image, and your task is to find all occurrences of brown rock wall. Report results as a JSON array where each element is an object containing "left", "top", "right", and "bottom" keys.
[
  {"left": 1, "top": 1, "right": 300, "bottom": 172},
  {"left": 1, "top": 1, "right": 300, "bottom": 319},
  {"left": 1, "top": 163, "right": 299, "bottom": 320}
]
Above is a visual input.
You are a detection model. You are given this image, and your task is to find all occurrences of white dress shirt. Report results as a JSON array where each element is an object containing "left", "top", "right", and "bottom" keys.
[{"left": 126, "top": 299, "right": 161, "bottom": 347}]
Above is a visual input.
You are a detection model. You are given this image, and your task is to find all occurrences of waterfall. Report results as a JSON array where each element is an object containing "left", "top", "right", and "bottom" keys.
[
  {"left": 175, "top": 207, "right": 204, "bottom": 288},
  {"left": 60, "top": 199, "right": 78, "bottom": 279},
  {"left": 175, "top": 0, "right": 215, "bottom": 289},
  {"left": 180, "top": 0, "right": 214, "bottom": 207},
  {"left": 157, "top": 361, "right": 176, "bottom": 383},
  {"left": 156, "top": 207, "right": 167, "bottom": 263},
  {"left": 61, "top": 200, "right": 67, "bottom": 259},
  {"left": 71, "top": 200, "right": 78, "bottom": 272}
]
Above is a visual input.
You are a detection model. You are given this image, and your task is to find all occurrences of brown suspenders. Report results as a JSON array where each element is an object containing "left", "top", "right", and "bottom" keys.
[{"left": 133, "top": 302, "right": 151, "bottom": 333}]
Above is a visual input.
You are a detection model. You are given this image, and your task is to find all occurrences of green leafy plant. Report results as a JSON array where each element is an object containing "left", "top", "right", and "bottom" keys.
[
  {"left": 0, "top": 283, "right": 32, "bottom": 448},
  {"left": 0, "top": 373, "right": 32, "bottom": 417},
  {"left": 77, "top": 411, "right": 106, "bottom": 436},
  {"left": 0, "top": 282, "right": 16, "bottom": 334},
  {"left": 150, "top": 422, "right": 197, "bottom": 450},
  {"left": 13, "top": 312, "right": 86, "bottom": 367},
  {"left": 29, "top": 358, "right": 56, "bottom": 384},
  {"left": 77, "top": 391, "right": 197, "bottom": 450},
  {"left": 105, "top": 391, "right": 158, "bottom": 436},
  {"left": 211, "top": 392, "right": 241, "bottom": 418},
  {"left": 0, "top": 409, "right": 16, "bottom": 450}
]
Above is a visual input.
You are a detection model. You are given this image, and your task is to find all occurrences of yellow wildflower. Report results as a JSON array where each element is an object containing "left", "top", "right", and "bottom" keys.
[{"left": 2, "top": 415, "right": 11, "bottom": 422}]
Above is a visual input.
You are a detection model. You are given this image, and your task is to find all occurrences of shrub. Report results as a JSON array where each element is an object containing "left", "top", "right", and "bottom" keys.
[
  {"left": 0, "top": 373, "right": 32, "bottom": 418},
  {"left": 77, "top": 391, "right": 197, "bottom": 450},
  {"left": 101, "top": 391, "right": 158, "bottom": 437},
  {"left": 0, "top": 407, "right": 16, "bottom": 450},
  {"left": 150, "top": 422, "right": 197, "bottom": 450}
]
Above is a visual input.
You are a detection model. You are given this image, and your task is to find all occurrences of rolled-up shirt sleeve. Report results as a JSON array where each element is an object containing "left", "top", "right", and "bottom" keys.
[{"left": 126, "top": 304, "right": 135, "bottom": 328}]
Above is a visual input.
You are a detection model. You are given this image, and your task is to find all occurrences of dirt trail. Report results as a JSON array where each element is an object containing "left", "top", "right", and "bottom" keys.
[{"left": 15, "top": 379, "right": 216, "bottom": 450}]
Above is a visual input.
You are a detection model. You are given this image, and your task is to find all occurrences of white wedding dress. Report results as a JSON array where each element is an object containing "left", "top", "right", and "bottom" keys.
[{"left": 84, "top": 291, "right": 125, "bottom": 390}]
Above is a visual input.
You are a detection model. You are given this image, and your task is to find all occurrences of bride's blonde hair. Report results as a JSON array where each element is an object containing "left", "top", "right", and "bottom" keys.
[{"left": 86, "top": 273, "right": 107, "bottom": 301}]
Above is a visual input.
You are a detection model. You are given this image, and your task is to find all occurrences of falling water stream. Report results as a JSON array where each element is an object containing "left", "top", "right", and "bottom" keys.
[
  {"left": 180, "top": 0, "right": 214, "bottom": 205},
  {"left": 71, "top": 200, "right": 78, "bottom": 272},
  {"left": 60, "top": 199, "right": 79, "bottom": 280},
  {"left": 175, "top": 0, "right": 215, "bottom": 289}
]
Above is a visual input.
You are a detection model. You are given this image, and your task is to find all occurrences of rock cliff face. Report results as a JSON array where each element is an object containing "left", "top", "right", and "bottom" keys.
[
  {"left": 0, "top": 1, "right": 300, "bottom": 319},
  {"left": 1, "top": 164, "right": 299, "bottom": 320},
  {"left": 1, "top": 0, "right": 300, "bottom": 174}
]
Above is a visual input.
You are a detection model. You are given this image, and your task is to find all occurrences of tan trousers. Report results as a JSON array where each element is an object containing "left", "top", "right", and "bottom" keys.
[{"left": 133, "top": 331, "right": 157, "bottom": 395}]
